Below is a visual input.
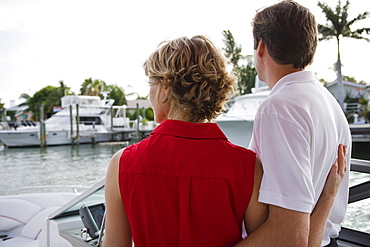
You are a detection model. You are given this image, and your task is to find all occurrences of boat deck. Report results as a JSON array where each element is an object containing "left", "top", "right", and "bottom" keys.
[{"left": 350, "top": 124, "right": 370, "bottom": 142}]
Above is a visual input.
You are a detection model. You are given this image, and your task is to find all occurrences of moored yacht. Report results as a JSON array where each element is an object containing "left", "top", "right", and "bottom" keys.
[
  {"left": 0, "top": 95, "right": 150, "bottom": 148},
  {"left": 215, "top": 76, "right": 270, "bottom": 148}
]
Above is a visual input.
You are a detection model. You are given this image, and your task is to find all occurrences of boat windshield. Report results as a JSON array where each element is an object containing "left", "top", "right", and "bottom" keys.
[{"left": 50, "top": 179, "right": 105, "bottom": 219}]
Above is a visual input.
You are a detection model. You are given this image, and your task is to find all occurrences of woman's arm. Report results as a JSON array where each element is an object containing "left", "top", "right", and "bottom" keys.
[
  {"left": 308, "top": 144, "right": 347, "bottom": 247},
  {"left": 104, "top": 148, "right": 132, "bottom": 247},
  {"left": 244, "top": 158, "right": 269, "bottom": 234}
]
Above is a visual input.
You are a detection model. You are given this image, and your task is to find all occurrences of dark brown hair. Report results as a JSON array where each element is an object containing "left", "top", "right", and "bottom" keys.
[{"left": 252, "top": 0, "right": 318, "bottom": 69}]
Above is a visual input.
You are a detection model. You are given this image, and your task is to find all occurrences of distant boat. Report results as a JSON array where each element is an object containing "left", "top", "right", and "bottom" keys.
[
  {"left": 0, "top": 95, "right": 154, "bottom": 148},
  {"left": 215, "top": 76, "right": 270, "bottom": 148}
]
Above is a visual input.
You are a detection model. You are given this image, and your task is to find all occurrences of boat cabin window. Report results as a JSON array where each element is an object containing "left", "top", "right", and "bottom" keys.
[{"left": 79, "top": 117, "right": 103, "bottom": 125}]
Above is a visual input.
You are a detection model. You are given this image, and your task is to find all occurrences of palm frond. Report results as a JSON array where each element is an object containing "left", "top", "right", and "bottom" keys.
[
  {"left": 348, "top": 12, "right": 370, "bottom": 26},
  {"left": 318, "top": 24, "right": 337, "bottom": 40},
  {"left": 347, "top": 32, "right": 370, "bottom": 41},
  {"left": 319, "top": 2, "right": 340, "bottom": 28},
  {"left": 354, "top": 27, "right": 370, "bottom": 35}
]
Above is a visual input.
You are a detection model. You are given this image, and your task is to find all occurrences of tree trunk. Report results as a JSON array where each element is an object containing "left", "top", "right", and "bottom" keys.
[{"left": 336, "top": 38, "right": 345, "bottom": 111}]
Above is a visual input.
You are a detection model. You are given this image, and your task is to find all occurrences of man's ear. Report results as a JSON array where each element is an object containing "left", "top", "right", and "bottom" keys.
[{"left": 256, "top": 39, "right": 265, "bottom": 59}]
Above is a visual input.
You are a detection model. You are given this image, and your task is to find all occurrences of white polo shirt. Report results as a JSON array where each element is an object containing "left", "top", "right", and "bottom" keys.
[{"left": 249, "top": 71, "right": 351, "bottom": 246}]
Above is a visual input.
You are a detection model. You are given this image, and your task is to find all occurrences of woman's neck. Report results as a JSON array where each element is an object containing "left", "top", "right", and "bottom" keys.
[{"left": 167, "top": 106, "right": 206, "bottom": 123}]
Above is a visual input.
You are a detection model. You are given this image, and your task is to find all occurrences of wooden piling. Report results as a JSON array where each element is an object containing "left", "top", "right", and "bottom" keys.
[
  {"left": 69, "top": 105, "right": 74, "bottom": 145},
  {"left": 76, "top": 104, "right": 80, "bottom": 145},
  {"left": 39, "top": 104, "right": 46, "bottom": 147}
]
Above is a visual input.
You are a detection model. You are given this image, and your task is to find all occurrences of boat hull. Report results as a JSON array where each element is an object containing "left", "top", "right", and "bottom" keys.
[
  {"left": 216, "top": 119, "right": 254, "bottom": 148},
  {"left": 0, "top": 129, "right": 112, "bottom": 148}
]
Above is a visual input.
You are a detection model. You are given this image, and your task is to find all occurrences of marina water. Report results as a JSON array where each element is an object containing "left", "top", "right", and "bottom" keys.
[{"left": 0, "top": 142, "right": 369, "bottom": 234}]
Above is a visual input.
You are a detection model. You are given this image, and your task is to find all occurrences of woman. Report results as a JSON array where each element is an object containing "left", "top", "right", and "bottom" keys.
[{"left": 104, "top": 35, "right": 346, "bottom": 247}]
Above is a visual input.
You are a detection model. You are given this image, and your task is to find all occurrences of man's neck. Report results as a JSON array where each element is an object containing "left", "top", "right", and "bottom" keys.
[{"left": 266, "top": 65, "right": 303, "bottom": 90}]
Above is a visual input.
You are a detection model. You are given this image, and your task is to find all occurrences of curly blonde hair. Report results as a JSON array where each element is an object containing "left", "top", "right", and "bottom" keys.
[{"left": 143, "top": 35, "right": 236, "bottom": 123}]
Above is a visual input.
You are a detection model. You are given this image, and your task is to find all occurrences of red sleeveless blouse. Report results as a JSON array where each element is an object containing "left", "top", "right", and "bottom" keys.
[{"left": 119, "top": 119, "right": 256, "bottom": 247}]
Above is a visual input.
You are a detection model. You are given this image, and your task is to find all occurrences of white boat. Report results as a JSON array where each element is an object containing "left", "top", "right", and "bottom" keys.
[
  {"left": 215, "top": 77, "right": 270, "bottom": 148},
  {"left": 349, "top": 123, "right": 370, "bottom": 142},
  {"left": 0, "top": 182, "right": 104, "bottom": 247},
  {"left": 0, "top": 159, "right": 369, "bottom": 247},
  {"left": 0, "top": 95, "right": 150, "bottom": 148}
]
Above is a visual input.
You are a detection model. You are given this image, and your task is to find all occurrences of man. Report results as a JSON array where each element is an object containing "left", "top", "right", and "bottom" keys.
[{"left": 237, "top": 1, "right": 351, "bottom": 246}]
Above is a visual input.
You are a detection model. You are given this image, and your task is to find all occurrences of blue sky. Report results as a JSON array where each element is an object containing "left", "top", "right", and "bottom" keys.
[{"left": 0, "top": 0, "right": 369, "bottom": 108}]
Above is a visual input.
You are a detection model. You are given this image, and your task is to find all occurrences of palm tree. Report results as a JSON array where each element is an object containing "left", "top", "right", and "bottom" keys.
[
  {"left": 27, "top": 86, "right": 56, "bottom": 120},
  {"left": 18, "top": 93, "right": 32, "bottom": 107},
  {"left": 80, "top": 78, "right": 107, "bottom": 96},
  {"left": 0, "top": 99, "right": 5, "bottom": 122},
  {"left": 105, "top": 84, "right": 127, "bottom": 106},
  {"left": 222, "top": 30, "right": 243, "bottom": 68},
  {"left": 56, "top": 80, "right": 72, "bottom": 97},
  {"left": 222, "top": 30, "right": 257, "bottom": 95},
  {"left": 43, "top": 81, "right": 72, "bottom": 113},
  {"left": 317, "top": 0, "right": 370, "bottom": 110},
  {"left": 80, "top": 78, "right": 92, "bottom": 95}
]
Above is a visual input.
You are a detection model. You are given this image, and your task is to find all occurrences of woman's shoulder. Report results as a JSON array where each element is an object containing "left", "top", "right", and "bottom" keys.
[
  {"left": 114, "top": 147, "right": 126, "bottom": 159},
  {"left": 108, "top": 148, "right": 126, "bottom": 169},
  {"left": 227, "top": 141, "right": 255, "bottom": 153},
  {"left": 226, "top": 142, "right": 256, "bottom": 160}
]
